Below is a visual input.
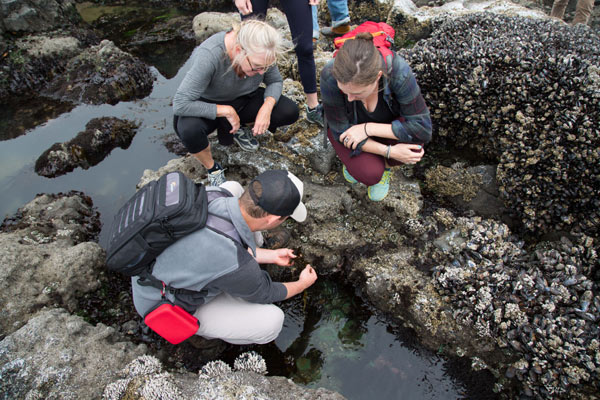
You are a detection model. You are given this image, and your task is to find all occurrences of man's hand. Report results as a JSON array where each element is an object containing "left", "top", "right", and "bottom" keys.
[
  {"left": 299, "top": 265, "right": 317, "bottom": 287},
  {"left": 235, "top": 0, "right": 253, "bottom": 15},
  {"left": 271, "top": 248, "right": 297, "bottom": 266},
  {"left": 283, "top": 264, "right": 318, "bottom": 299}
]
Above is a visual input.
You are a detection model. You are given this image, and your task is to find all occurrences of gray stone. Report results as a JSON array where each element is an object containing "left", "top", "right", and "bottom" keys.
[
  {"left": 192, "top": 11, "right": 240, "bottom": 43},
  {"left": 0, "top": 192, "right": 102, "bottom": 335},
  {"left": 42, "top": 39, "right": 155, "bottom": 105},
  {"left": 0, "top": 308, "right": 147, "bottom": 400},
  {"left": 0, "top": 0, "right": 81, "bottom": 34}
]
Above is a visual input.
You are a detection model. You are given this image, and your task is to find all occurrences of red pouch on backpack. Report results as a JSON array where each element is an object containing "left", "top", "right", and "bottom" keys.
[{"left": 144, "top": 300, "right": 199, "bottom": 344}]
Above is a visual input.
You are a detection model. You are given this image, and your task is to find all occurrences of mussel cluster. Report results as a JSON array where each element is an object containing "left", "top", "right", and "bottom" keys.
[
  {"left": 401, "top": 14, "right": 600, "bottom": 237},
  {"left": 432, "top": 218, "right": 599, "bottom": 398}
]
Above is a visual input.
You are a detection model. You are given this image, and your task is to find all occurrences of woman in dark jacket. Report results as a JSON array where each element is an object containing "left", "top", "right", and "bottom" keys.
[{"left": 321, "top": 32, "right": 432, "bottom": 201}]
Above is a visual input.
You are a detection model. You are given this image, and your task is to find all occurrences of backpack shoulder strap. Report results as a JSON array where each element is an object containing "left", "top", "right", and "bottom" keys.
[{"left": 136, "top": 190, "right": 243, "bottom": 296}]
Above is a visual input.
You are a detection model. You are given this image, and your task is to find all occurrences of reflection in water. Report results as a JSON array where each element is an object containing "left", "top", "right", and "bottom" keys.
[
  {"left": 129, "top": 40, "right": 197, "bottom": 80},
  {"left": 0, "top": 98, "right": 74, "bottom": 141},
  {"left": 223, "top": 279, "right": 468, "bottom": 400}
]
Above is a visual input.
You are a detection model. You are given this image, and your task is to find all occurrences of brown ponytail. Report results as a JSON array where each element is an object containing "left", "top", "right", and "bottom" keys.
[{"left": 332, "top": 32, "right": 385, "bottom": 85}]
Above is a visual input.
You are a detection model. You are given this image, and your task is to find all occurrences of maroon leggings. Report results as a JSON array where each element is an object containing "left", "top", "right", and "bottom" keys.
[{"left": 328, "top": 129, "right": 401, "bottom": 186}]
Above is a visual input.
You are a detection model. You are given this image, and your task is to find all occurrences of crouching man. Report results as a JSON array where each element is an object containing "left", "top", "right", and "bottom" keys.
[{"left": 131, "top": 169, "right": 317, "bottom": 344}]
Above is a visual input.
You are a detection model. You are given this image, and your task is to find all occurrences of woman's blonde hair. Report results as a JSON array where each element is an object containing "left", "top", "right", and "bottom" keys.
[
  {"left": 231, "top": 19, "right": 288, "bottom": 69},
  {"left": 332, "top": 32, "right": 385, "bottom": 86}
]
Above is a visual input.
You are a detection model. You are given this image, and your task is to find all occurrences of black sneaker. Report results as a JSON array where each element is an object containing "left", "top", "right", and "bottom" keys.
[
  {"left": 305, "top": 104, "right": 324, "bottom": 127},
  {"left": 233, "top": 127, "right": 259, "bottom": 152}
]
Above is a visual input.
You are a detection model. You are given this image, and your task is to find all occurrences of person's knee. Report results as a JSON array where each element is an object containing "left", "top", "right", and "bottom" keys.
[
  {"left": 177, "top": 117, "right": 211, "bottom": 153},
  {"left": 361, "top": 169, "right": 384, "bottom": 186},
  {"left": 294, "top": 40, "right": 314, "bottom": 61},
  {"left": 254, "top": 306, "right": 284, "bottom": 344},
  {"left": 279, "top": 101, "right": 300, "bottom": 125}
]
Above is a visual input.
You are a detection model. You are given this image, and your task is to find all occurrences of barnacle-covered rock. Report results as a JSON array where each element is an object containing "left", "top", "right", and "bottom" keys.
[
  {"left": 401, "top": 13, "right": 600, "bottom": 237},
  {"left": 42, "top": 39, "right": 155, "bottom": 105},
  {"left": 430, "top": 218, "right": 600, "bottom": 398},
  {"left": 104, "top": 353, "right": 345, "bottom": 400},
  {"left": 0, "top": 192, "right": 103, "bottom": 335}
]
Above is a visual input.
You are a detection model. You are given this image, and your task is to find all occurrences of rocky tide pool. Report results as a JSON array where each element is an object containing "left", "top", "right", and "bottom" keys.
[{"left": 0, "top": 36, "right": 491, "bottom": 399}]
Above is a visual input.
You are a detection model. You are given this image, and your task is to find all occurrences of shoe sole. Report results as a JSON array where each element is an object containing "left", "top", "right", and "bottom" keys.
[
  {"left": 306, "top": 116, "right": 324, "bottom": 128},
  {"left": 367, "top": 189, "right": 389, "bottom": 201},
  {"left": 342, "top": 169, "right": 358, "bottom": 184},
  {"left": 233, "top": 138, "right": 259, "bottom": 152}
]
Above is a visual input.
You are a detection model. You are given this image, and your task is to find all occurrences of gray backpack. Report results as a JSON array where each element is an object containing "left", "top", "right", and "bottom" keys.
[{"left": 103, "top": 171, "right": 230, "bottom": 277}]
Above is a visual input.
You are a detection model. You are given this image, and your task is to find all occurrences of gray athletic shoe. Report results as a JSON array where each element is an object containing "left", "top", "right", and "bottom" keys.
[
  {"left": 233, "top": 126, "right": 259, "bottom": 152},
  {"left": 207, "top": 166, "right": 226, "bottom": 187},
  {"left": 305, "top": 103, "right": 324, "bottom": 127}
]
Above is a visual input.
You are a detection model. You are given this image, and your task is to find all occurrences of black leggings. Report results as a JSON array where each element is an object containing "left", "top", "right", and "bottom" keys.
[
  {"left": 243, "top": 0, "right": 317, "bottom": 94},
  {"left": 174, "top": 88, "right": 299, "bottom": 153}
]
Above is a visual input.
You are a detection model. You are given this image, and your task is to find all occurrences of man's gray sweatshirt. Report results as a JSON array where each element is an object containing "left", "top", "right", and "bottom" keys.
[
  {"left": 172, "top": 31, "right": 283, "bottom": 120},
  {"left": 131, "top": 196, "right": 288, "bottom": 318}
]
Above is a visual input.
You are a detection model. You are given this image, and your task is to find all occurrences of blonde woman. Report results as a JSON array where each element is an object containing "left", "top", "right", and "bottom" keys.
[
  {"left": 173, "top": 20, "right": 298, "bottom": 185},
  {"left": 321, "top": 32, "right": 432, "bottom": 201}
]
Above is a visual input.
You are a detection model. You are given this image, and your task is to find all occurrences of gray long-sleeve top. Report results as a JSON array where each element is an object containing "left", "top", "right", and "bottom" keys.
[{"left": 172, "top": 31, "right": 283, "bottom": 120}]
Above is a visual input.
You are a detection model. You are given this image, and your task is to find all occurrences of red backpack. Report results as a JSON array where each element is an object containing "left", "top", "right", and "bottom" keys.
[{"left": 333, "top": 21, "right": 395, "bottom": 73}]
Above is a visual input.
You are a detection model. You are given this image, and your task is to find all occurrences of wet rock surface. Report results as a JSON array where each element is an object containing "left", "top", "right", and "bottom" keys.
[
  {"left": 42, "top": 39, "right": 155, "bottom": 105},
  {"left": 0, "top": 192, "right": 102, "bottom": 336},
  {"left": 0, "top": 308, "right": 147, "bottom": 400},
  {"left": 35, "top": 116, "right": 140, "bottom": 178},
  {"left": 0, "top": 0, "right": 99, "bottom": 102},
  {"left": 0, "top": 0, "right": 82, "bottom": 35}
]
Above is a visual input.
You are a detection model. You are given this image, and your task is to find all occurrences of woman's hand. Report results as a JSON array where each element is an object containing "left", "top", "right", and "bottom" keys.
[
  {"left": 235, "top": 0, "right": 253, "bottom": 15},
  {"left": 216, "top": 105, "right": 240, "bottom": 133},
  {"left": 390, "top": 143, "right": 424, "bottom": 164},
  {"left": 253, "top": 98, "right": 275, "bottom": 135},
  {"left": 339, "top": 124, "right": 368, "bottom": 149}
]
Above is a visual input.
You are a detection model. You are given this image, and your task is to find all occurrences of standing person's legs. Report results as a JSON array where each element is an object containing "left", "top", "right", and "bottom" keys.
[
  {"left": 550, "top": 0, "right": 570, "bottom": 19},
  {"left": 193, "top": 292, "right": 284, "bottom": 344},
  {"left": 243, "top": 0, "right": 269, "bottom": 19},
  {"left": 280, "top": 0, "right": 318, "bottom": 108},
  {"left": 572, "top": 0, "right": 594, "bottom": 24},
  {"left": 312, "top": 5, "right": 320, "bottom": 40},
  {"left": 326, "top": 0, "right": 350, "bottom": 27}
]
